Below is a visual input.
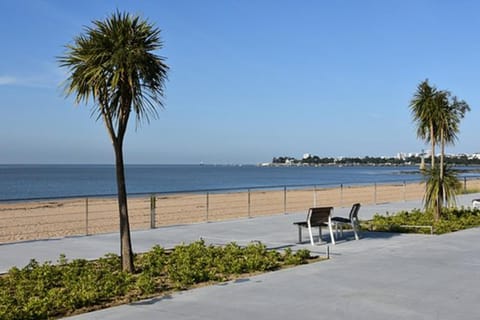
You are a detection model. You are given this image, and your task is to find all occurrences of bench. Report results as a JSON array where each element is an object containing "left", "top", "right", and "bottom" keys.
[
  {"left": 293, "top": 207, "right": 335, "bottom": 245},
  {"left": 331, "top": 203, "right": 361, "bottom": 240}
]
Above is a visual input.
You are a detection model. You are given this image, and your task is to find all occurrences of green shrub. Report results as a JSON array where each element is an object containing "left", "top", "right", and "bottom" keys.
[
  {"left": 367, "top": 207, "right": 480, "bottom": 234},
  {"left": 242, "top": 242, "right": 280, "bottom": 272},
  {"left": 0, "top": 255, "right": 133, "bottom": 319},
  {"left": 282, "top": 248, "right": 311, "bottom": 265},
  {"left": 134, "top": 245, "right": 168, "bottom": 295},
  {"left": 0, "top": 241, "right": 314, "bottom": 319},
  {"left": 166, "top": 240, "right": 218, "bottom": 288}
]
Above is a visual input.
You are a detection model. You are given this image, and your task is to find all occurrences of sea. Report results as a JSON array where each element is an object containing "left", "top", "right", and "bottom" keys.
[{"left": 1, "top": 164, "right": 479, "bottom": 201}]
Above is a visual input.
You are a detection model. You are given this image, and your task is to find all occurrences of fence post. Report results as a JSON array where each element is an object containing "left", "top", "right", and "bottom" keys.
[
  {"left": 150, "top": 194, "right": 156, "bottom": 229},
  {"left": 85, "top": 197, "right": 89, "bottom": 236},
  {"left": 340, "top": 184, "right": 343, "bottom": 207},
  {"left": 248, "top": 189, "right": 251, "bottom": 218},
  {"left": 464, "top": 177, "right": 467, "bottom": 193},
  {"left": 283, "top": 186, "right": 287, "bottom": 214},
  {"left": 206, "top": 192, "right": 209, "bottom": 222}
]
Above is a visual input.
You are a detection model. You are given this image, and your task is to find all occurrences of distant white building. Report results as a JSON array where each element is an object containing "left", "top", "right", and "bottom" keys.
[{"left": 303, "top": 153, "right": 312, "bottom": 159}]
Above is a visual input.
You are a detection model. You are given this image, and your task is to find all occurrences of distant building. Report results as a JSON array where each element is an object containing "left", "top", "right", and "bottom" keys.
[{"left": 303, "top": 153, "right": 312, "bottom": 159}]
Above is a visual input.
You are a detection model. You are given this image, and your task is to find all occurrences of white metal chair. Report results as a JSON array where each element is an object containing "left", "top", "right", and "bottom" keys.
[
  {"left": 331, "top": 203, "right": 361, "bottom": 241},
  {"left": 472, "top": 199, "right": 480, "bottom": 209},
  {"left": 293, "top": 207, "right": 336, "bottom": 245}
]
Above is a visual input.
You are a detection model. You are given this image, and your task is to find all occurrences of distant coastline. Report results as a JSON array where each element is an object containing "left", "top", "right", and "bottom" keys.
[{"left": 262, "top": 154, "right": 480, "bottom": 168}]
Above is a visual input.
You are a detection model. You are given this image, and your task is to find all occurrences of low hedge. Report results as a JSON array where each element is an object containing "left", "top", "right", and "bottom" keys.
[
  {"left": 364, "top": 207, "right": 480, "bottom": 234},
  {"left": 0, "top": 241, "right": 314, "bottom": 319}
]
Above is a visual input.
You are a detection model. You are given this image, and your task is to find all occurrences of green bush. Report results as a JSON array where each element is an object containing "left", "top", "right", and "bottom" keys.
[
  {"left": 0, "top": 255, "right": 133, "bottom": 320},
  {"left": 166, "top": 240, "right": 219, "bottom": 288},
  {"left": 366, "top": 207, "right": 480, "bottom": 234},
  {"left": 0, "top": 241, "right": 313, "bottom": 319},
  {"left": 282, "top": 248, "right": 311, "bottom": 265}
]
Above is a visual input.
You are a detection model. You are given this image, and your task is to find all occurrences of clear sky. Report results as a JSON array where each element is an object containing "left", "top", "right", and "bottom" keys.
[{"left": 0, "top": 0, "right": 479, "bottom": 164}]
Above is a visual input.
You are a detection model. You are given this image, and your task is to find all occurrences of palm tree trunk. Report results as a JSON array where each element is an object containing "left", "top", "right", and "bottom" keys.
[
  {"left": 113, "top": 141, "right": 134, "bottom": 272},
  {"left": 429, "top": 121, "right": 441, "bottom": 221},
  {"left": 435, "top": 129, "right": 444, "bottom": 221},
  {"left": 430, "top": 121, "right": 435, "bottom": 169},
  {"left": 440, "top": 129, "right": 445, "bottom": 181}
]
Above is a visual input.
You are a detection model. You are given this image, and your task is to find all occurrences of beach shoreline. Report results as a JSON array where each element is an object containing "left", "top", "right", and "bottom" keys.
[{"left": 1, "top": 179, "right": 480, "bottom": 244}]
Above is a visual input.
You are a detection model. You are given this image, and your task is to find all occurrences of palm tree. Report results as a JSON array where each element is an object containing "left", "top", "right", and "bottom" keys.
[
  {"left": 59, "top": 12, "right": 168, "bottom": 272},
  {"left": 410, "top": 80, "right": 470, "bottom": 221},
  {"left": 437, "top": 92, "right": 470, "bottom": 180},
  {"left": 409, "top": 80, "right": 442, "bottom": 169},
  {"left": 423, "top": 165, "right": 461, "bottom": 214}
]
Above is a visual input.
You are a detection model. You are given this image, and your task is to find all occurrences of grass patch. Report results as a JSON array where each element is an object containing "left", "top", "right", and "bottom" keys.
[
  {"left": 363, "top": 207, "right": 480, "bottom": 234},
  {"left": 0, "top": 240, "right": 320, "bottom": 319},
  {"left": 459, "top": 188, "right": 480, "bottom": 195}
]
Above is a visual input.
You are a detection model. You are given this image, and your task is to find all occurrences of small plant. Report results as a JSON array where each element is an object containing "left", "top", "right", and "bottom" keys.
[{"left": 282, "top": 248, "right": 311, "bottom": 265}]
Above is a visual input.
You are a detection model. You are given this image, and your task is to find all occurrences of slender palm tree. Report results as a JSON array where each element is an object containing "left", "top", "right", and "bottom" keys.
[
  {"left": 436, "top": 92, "right": 469, "bottom": 215},
  {"left": 59, "top": 12, "right": 168, "bottom": 272},
  {"left": 410, "top": 80, "right": 444, "bottom": 220},
  {"left": 437, "top": 92, "right": 470, "bottom": 179},
  {"left": 409, "top": 79, "right": 440, "bottom": 169},
  {"left": 411, "top": 80, "right": 470, "bottom": 221}
]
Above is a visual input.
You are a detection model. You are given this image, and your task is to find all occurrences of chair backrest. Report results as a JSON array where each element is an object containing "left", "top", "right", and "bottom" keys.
[
  {"left": 349, "top": 203, "right": 361, "bottom": 220},
  {"left": 307, "top": 207, "right": 333, "bottom": 225}
]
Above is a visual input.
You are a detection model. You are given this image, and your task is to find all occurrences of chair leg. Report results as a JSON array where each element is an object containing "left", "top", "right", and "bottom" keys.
[
  {"left": 352, "top": 221, "right": 359, "bottom": 240},
  {"left": 328, "top": 219, "right": 335, "bottom": 245},
  {"left": 297, "top": 225, "right": 303, "bottom": 243},
  {"left": 308, "top": 223, "right": 315, "bottom": 246}
]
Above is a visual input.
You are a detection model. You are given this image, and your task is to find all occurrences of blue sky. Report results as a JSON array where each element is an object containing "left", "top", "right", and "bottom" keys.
[{"left": 0, "top": 0, "right": 479, "bottom": 164}]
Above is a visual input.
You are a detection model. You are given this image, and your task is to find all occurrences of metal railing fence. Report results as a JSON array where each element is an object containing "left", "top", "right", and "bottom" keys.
[{"left": 1, "top": 177, "right": 480, "bottom": 244}]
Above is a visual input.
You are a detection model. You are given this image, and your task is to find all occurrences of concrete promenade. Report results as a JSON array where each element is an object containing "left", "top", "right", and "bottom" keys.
[{"left": 1, "top": 194, "right": 479, "bottom": 319}]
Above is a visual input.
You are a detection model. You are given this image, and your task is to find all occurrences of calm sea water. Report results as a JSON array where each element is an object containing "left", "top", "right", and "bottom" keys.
[{"left": 0, "top": 164, "right": 432, "bottom": 201}]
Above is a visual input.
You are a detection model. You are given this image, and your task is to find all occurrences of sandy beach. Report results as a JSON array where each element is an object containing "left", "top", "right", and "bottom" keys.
[{"left": 1, "top": 180, "right": 479, "bottom": 244}]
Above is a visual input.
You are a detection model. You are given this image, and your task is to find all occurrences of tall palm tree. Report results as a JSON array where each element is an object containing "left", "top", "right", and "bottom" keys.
[
  {"left": 410, "top": 80, "right": 470, "bottom": 221},
  {"left": 436, "top": 92, "right": 470, "bottom": 180},
  {"left": 409, "top": 79, "right": 439, "bottom": 169},
  {"left": 436, "top": 92, "right": 470, "bottom": 214},
  {"left": 59, "top": 12, "right": 168, "bottom": 272},
  {"left": 410, "top": 80, "right": 444, "bottom": 220}
]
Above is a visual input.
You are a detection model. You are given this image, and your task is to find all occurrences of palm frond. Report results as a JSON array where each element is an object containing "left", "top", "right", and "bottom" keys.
[{"left": 58, "top": 11, "right": 169, "bottom": 133}]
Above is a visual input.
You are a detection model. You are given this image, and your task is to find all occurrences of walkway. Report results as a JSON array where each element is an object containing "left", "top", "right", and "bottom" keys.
[{"left": 1, "top": 194, "right": 479, "bottom": 319}]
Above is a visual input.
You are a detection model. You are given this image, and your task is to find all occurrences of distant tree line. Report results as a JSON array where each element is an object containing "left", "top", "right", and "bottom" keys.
[{"left": 271, "top": 155, "right": 480, "bottom": 166}]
